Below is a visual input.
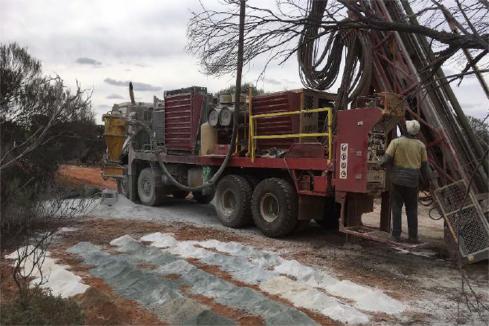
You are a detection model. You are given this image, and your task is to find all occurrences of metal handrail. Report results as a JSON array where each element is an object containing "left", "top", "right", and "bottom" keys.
[{"left": 248, "top": 107, "right": 333, "bottom": 162}]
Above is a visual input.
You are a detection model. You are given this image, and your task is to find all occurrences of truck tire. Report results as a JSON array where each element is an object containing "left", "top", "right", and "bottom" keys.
[
  {"left": 251, "top": 178, "right": 298, "bottom": 237},
  {"left": 137, "top": 167, "right": 163, "bottom": 206},
  {"left": 192, "top": 190, "right": 214, "bottom": 204},
  {"left": 173, "top": 191, "right": 189, "bottom": 199},
  {"left": 215, "top": 175, "right": 253, "bottom": 228}
]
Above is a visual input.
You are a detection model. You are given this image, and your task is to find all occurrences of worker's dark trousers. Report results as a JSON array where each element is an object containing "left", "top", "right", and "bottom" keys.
[{"left": 391, "top": 184, "right": 418, "bottom": 239}]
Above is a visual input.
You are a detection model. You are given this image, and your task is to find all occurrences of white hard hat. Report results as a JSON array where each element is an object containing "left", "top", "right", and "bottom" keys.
[{"left": 406, "top": 120, "right": 420, "bottom": 135}]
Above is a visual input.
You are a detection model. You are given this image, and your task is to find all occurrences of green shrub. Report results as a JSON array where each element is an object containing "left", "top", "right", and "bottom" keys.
[{"left": 1, "top": 286, "right": 84, "bottom": 325}]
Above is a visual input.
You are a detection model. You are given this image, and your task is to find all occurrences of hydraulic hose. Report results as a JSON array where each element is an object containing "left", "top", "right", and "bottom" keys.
[
  {"left": 298, "top": 0, "right": 372, "bottom": 110},
  {"left": 129, "top": 88, "right": 237, "bottom": 192},
  {"left": 297, "top": 0, "right": 372, "bottom": 142},
  {"left": 144, "top": 0, "right": 246, "bottom": 193}
]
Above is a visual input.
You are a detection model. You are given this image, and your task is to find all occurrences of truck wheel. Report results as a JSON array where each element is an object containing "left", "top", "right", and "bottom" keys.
[
  {"left": 137, "top": 167, "right": 163, "bottom": 206},
  {"left": 173, "top": 191, "right": 189, "bottom": 199},
  {"left": 215, "top": 175, "right": 253, "bottom": 228},
  {"left": 251, "top": 178, "right": 298, "bottom": 237},
  {"left": 192, "top": 190, "right": 214, "bottom": 204}
]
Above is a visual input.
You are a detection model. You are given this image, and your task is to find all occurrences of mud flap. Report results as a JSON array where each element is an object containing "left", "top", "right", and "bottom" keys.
[{"left": 298, "top": 195, "right": 325, "bottom": 221}]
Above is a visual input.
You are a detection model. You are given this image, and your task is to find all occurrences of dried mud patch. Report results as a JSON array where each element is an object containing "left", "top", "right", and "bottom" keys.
[
  {"left": 57, "top": 218, "right": 418, "bottom": 302},
  {"left": 53, "top": 217, "right": 476, "bottom": 325}
]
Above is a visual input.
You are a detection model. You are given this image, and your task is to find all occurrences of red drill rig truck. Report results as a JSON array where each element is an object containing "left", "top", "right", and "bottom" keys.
[
  {"left": 103, "top": 88, "right": 404, "bottom": 239},
  {"left": 102, "top": 0, "right": 489, "bottom": 264}
]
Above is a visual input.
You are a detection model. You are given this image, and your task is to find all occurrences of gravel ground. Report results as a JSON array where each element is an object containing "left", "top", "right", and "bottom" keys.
[
  {"left": 36, "top": 166, "right": 488, "bottom": 325},
  {"left": 40, "top": 194, "right": 486, "bottom": 325}
]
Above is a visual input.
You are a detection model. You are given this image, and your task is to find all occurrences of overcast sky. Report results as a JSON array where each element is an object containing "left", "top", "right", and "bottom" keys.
[{"left": 1, "top": 0, "right": 487, "bottom": 122}]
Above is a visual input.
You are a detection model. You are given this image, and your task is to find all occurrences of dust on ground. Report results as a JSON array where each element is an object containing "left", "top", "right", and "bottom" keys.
[
  {"left": 40, "top": 218, "right": 489, "bottom": 324},
  {"left": 5, "top": 165, "right": 488, "bottom": 325}
]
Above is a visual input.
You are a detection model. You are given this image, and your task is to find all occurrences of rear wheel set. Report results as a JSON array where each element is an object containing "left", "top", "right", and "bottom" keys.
[
  {"left": 251, "top": 178, "right": 299, "bottom": 237},
  {"left": 215, "top": 175, "right": 299, "bottom": 237},
  {"left": 137, "top": 167, "right": 302, "bottom": 237},
  {"left": 215, "top": 175, "right": 253, "bottom": 227}
]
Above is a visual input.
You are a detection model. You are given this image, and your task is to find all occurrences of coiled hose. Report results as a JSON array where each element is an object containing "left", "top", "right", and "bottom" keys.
[
  {"left": 298, "top": 1, "right": 452, "bottom": 220},
  {"left": 297, "top": 0, "right": 372, "bottom": 113}
]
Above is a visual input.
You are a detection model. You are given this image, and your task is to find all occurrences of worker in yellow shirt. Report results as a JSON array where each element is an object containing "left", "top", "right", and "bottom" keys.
[{"left": 380, "top": 120, "right": 431, "bottom": 243}]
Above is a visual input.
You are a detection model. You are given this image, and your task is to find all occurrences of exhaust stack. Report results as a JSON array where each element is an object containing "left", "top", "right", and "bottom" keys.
[{"left": 129, "top": 82, "right": 136, "bottom": 104}]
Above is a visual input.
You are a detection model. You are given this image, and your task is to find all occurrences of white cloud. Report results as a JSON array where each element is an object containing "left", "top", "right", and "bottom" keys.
[
  {"left": 1, "top": 0, "right": 486, "bottom": 122},
  {"left": 0, "top": 0, "right": 301, "bottom": 121}
]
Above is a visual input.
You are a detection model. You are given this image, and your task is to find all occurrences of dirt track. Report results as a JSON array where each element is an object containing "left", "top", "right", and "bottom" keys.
[
  {"left": 48, "top": 216, "right": 488, "bottom": 325},
  {"left": 3, "top": 165, "right": 488, "bottom": 325},
  {"left": 57, "top": 164, "right": 116, "bottom": 190}
]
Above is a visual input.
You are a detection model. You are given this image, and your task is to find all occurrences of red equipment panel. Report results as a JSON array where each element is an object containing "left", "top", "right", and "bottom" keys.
[
  {"left": 164, "top": 90, "right": 204, "bottom": 152},
  {"left": 333, "top": 108, "right": 383, "bottom": 193},
  {"left": 252, "top": 91, "right": 300, "bottom": 150}
]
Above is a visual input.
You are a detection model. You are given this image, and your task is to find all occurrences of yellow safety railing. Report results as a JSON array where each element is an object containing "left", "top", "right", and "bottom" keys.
[{"left": 248, "top": 106, "right": 333, "bottom": 162}]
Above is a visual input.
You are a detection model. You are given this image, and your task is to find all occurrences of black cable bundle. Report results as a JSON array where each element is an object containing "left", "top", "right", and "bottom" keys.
[{"left": 297, "top": 0, "right": 372, "bottom": 111}]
